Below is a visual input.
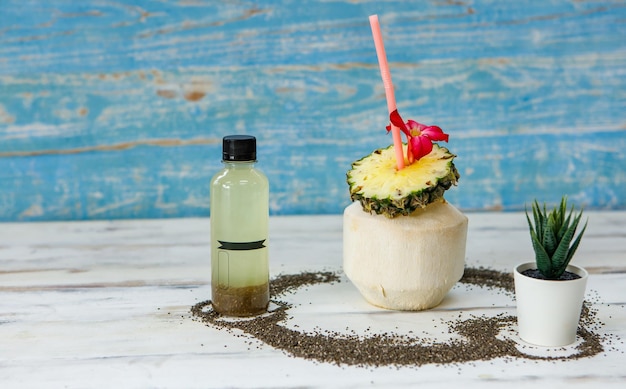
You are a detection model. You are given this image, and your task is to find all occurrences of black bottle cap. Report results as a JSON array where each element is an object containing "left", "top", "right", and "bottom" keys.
[{"left": 222, "top": 135, "right": 257, "bottom": 161}]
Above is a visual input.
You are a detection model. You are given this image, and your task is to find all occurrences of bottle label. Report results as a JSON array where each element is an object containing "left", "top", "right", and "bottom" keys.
[
  {"left": 215, "top": 239, "right": 268, "bottom": 289},
  {"left": 217, "top": 240, "right": 266, "bottom": 251}
]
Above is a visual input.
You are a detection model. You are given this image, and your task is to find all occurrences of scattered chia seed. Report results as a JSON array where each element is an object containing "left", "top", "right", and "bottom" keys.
[
  {"left": 459, "top": 266, "right": 515, "bottom": 293},
  {"left": 190, "top": 267, "right": 607, "bottom": 368}
]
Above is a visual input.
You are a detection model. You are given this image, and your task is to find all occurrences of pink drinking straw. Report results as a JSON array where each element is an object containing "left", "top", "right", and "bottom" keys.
[{"left": 369, "top": 14, "right": 405, "bottom": 170}]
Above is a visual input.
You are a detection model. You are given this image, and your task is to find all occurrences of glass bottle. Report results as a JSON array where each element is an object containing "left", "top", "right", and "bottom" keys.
[{"left": 210, "top": 135, "right": 269, "bottom": 316}]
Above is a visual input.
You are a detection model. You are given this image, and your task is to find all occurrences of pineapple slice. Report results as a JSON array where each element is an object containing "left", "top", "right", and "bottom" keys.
[{"left": 347, "top": 143, "right": 459, "bottom": 218}]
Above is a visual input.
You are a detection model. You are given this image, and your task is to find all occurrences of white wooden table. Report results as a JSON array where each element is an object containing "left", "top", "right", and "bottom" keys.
[{"left": 1, "top": 211, "right": 625, "bottom": 388}]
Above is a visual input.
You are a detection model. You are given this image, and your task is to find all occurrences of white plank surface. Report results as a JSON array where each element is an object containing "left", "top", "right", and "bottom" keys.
[{"left": 1, "top": 210, "right": 625, "bottom": 388}]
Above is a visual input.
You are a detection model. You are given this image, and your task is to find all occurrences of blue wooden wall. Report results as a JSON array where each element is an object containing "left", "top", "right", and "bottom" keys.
[{"left": 1, "top": 0, "right": 625, "bottom": 221}]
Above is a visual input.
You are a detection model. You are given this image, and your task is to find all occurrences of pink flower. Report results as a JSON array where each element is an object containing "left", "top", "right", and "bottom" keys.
[{"left": 386, "top": 110, "right": 449, "bottom": 164}]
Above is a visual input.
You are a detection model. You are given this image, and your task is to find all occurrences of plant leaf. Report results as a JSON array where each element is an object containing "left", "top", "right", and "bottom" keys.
[
  {"left": 529, "top": 227, "right": 553, "bottom": 278},
  {"left": 559, "top": 218, "right": 588, "bottom": 275},
  {"left": 558, "top": 206, "right": 573, "bottom": 242},
  {"left": 543, "top": 213, "right": 558, "bottom": 257},
  {"left": 526, "top": 203, "right": 541, "bottom": 243},
  {"left": 551, "top": 211, "right": 582, "bottom": 277},
  {"left": 532, "top": 200, "right": 544, "bottom": 243},
  {"left": 525, "top": 207, "right": 534, "bottom": 233}
]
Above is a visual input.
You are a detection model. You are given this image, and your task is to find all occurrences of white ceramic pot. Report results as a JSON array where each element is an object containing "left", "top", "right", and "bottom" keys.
[
  {"left": 343, "top": 200, "right": 468, "bottom": 311},
  {"left": 514, "top": 262, "right": 588, "bottom": 347}
]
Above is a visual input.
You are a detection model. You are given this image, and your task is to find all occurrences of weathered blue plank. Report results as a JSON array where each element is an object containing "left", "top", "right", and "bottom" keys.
[
  {"left": 1, "top": 1, "right": 624, "bottom": 73},
  {"left": 0, "top": 0, "right": 625, "bottom": 221},
  {"left": 1, "top": 128, "right": 624, "bottom": 220}
]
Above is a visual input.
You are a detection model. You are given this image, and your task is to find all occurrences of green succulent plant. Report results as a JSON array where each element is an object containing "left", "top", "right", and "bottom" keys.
[{"left": 525, "top": 196, "right": 588, "bottom": 280}]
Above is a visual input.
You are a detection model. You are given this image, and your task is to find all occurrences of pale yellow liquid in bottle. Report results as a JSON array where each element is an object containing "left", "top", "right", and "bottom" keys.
[{"left": 210, "top": 161, "right": 269, "bottom": 316}]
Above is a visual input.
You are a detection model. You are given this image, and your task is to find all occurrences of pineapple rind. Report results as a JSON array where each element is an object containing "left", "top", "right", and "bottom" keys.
[{"left": 347, "top": 144, "right": 460, "bottom": 218}]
